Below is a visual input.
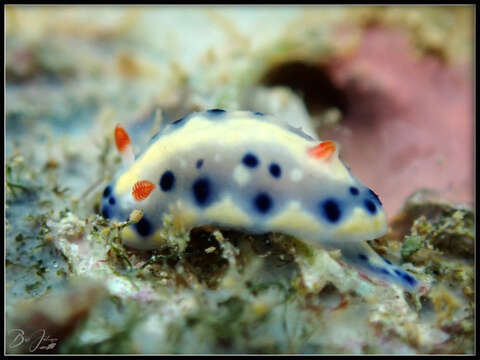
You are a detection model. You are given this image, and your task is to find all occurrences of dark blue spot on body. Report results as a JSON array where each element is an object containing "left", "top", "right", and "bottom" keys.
[
  {"left": 380, "top": 268, "right": 390, "bottom": 275},
  {"left": 349, "top": 186, "right": 359, "bottom": 195},
  {"left": 253, "top": 111, "right": 264, "bottom": 116},
  {"left": 109, "top": 197, "right": 116, "bottom": 205},
  {"left": 196, "top": 159, "right": 204, "bottom": 169},
  {"left": 101, "top": 206, "right": 111, "bottom": 219},
  {"left": 269, "top": 163, "right": 282, "bottom": 178},
  {"left": 193, "top": 177, "right": 211, "bottom": 206},
  {"left": 402, "top": 273, "right": 417, "bottom": 286},
  {"left": 358, "top": 254, "right": 368, "bottom": 261},
  {"left": 149, "top": 132, "right": 161, "bottom": 143},
  {"left": 321, "top": 198, "right": 342, "bottom": 223},
  {"left": 207, "top": 109, "right": 226, "bottom": 116},
  {"left": 172, "top": 117, "right": 185, "bottom": 125},
  {"left": 364, "top": 199, "right": 377, "bottom": 214},
  {"left": 369, "top": 189, "right": 382, "bottom": 205},
  {"left": 160, "top": 171, "right": 175, "bottom": 192},
  {"left": 383, "top": 257, "right": 392, "bottom": 265},
  {"left": 254, "top": 192, "right": 273, "bottom": 214},
  {"left": 103, "top": 186, "right": 112, "bottom": 198},
  {"left": 135, "top": 216, "right": 152, "bottom": 237},
  {"left": 394, "top": 269, "right": 402, "bottom": 276},
  {"left": 242, "top": 153, "right": 259, "bottom": 168}
]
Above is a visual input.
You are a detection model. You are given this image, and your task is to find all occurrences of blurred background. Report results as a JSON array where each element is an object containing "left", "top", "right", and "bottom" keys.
[
  {"left": 6, "top": 5, "right": 473, "bottom": 216},
  {"left": 5, "top": 5, "right": 474, "bottom": 355}
]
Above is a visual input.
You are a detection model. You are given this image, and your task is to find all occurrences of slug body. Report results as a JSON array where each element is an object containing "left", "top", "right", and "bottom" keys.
[{"left": 101, "top": 109, "right": 419, "bottom": 291}]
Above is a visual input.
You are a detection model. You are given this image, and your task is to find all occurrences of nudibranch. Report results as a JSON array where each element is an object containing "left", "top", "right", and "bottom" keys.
[{"left": 100, "top": 109, "right": 420, "bottom": 291}]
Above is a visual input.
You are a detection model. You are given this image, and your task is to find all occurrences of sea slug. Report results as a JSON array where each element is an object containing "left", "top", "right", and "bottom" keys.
[{"left": 100, "top": 109, "right": 419, "bottom": 291}]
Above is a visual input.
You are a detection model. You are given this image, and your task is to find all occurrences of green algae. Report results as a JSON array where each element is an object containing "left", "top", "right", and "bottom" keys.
[
  {"left": 6, "top": 155, "right": 38, "bottom": 201},
  {"left": 393, "top": 198, "right": 474, "bottom": 353},
  {"left": 401, "top": 207, "right": 474, "bottom": 263},
  {"left": 401, "top": 234, "right": 423, "bottom": 260}
]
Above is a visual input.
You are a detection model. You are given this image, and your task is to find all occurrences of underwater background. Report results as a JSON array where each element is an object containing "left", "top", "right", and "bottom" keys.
[{"left": 5, "top": 5, "right": 474, "bottom": 354}]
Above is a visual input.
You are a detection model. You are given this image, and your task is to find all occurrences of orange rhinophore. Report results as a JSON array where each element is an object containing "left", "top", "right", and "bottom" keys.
[
  {"left": 308, "top": 140, "right": 336, "bottom": 160},
  {"left": 132, "top": 180, "right": 155, "bottom": 201},
  {"left": 115, "top": 124, "right": 135, "bottom": 166},
  {"left": 115, "top": 125, "right": 131, "bottom": 152}
]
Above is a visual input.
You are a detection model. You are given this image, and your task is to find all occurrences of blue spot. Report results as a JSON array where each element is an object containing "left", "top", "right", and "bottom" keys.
[
  {"left": 364, "top": 199, "right": 377, "bottom": 214},
  {"left": 402, "top": 273, "right": 417, "bottom": 286},
  {"left": 383, "top": 257, "right": 392, "bottom": 265},
  {"left": 149, "top": 132, "right": 161, "bottom": 143},
  {"left": 101, "top": 206, "right": 111, "bottom": 219},
  {"left": 207, "top": 109, "right": 226, "bottom": 116},
  {"left": 321, "top": 198, "right": 341, "bottom": 223},
  {"left": 349, "top": 186, "right": 359, "bottom": 196},
  {"left": 358, "top": 254, "right": 368, "bottom": 261},
  {"left": 135, "top": 216, "right": 152, "bottom": 237},
  {"left": 193, "top": 177, "right": 211, "bottom": 206},
  {"left": 109, "top": 197, "right": 116, "bottom": 205},
  {"left": 196, "top": 159, "right": 204, "bottom": 169},
  {"left": 269, "top": 163, "right": 281, "bottom": 178},
  {"left": 242, "top": 153, "right": 259, "bottom": 168},
  {"left": 172, "top": 117, "right": 184, "bottom": 125},
  {"left": 160, "top": 170, "right": 175, "bottom": 192},
  {"left": 394, "top": 269, "right": 402, "bottom": 276},
  {"left": 253, "top": 111, "right": 264, "bottom": 116},
  {"left": 254, "top": 192, "right": 273, "bottom": 214},
  {"left": 369, "top": 189, "right": 382, "bottom": 205},
  {"left": 380, "top": 268, "right": 390, "bottom": 275},
  {"left": 103, "top": 186, "right": 112, "bottom": 198}
]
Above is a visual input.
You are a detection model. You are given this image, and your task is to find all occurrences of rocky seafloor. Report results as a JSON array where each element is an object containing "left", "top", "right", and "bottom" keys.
[{"left": 5, "top": 6, "right": 474, "bottom": 354}]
